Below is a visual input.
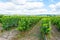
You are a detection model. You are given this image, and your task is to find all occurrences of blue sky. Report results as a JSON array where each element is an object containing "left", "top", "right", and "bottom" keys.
[{"left": 0, "top": 0, "right": 60, "bottom": 15}]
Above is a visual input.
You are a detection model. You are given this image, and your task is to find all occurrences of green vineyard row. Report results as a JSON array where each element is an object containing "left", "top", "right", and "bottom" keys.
[{"left": 0, "top": 15, "right": 60, "bottom": 35}]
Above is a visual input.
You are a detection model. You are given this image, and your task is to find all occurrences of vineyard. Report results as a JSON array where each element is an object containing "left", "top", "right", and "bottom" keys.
[{"left": 0, "top": 15, "right": 60, "bottom": 40}]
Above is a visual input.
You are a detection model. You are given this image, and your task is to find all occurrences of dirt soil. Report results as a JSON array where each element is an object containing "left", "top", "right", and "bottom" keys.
[
  {"left": 0, "top": 23, "right": 60, "bottom": 40},
  {"left": 12, "top": 21, "right": 41, "bottom": 40},
  {"left": 50, "top": 25, "right": 60, "bottom": 40}
]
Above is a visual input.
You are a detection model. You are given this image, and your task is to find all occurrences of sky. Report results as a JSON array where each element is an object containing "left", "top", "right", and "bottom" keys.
[{"left": 0, "top": 0, "right": 60, "bottom": 15}]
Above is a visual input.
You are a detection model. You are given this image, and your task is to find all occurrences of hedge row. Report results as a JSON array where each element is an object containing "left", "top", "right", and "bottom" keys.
[
  {"left": 0, "top": 15, "right": 41, "bottom": 31},
  {"left": 52, "top": 16, "right": 60, "bottom": 31},
  {"left": 40, "top": 17, "right": 51, "bottom": 40},
  {"left": 1, "top": 15, "right": 20, "bottom": 30},
  {"left": 0, "top": 15, "right": 3, "bottom": 23},
  {"left": 40, "top": 17, "right": 51, "bottom": 35},
  {"left": 17, "top": 16, "right": 41, "bottom": 31}
]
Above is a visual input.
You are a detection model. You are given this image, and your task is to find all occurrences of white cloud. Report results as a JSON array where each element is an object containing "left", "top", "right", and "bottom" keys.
[
  {"left": 0, "top": 2, "right": 15, "bottom": 10},
  {"left": 22, "top": 8, "right": 48, "bottom": 15},
  {"left": 49, "top": 4, "right": 56, "bottom": 9},
  {"left": 0, "top": 0, "right": 48, "bottom": 15},
  {"left": 25, "top": 2, "right": 44, "bottom": 9},
  {"left": 11, "top": 0, "right": 27, "bottom": 5},
  {"left": 49, "top": 2, "right": 60, "bottom": 14}
]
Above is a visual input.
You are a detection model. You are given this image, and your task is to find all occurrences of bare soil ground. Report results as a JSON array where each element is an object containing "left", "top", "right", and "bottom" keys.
[
  {"left": 50, "top": 25, "right": 60, "bottom": 40},
  {"left": 0, "top": 23, "right": 60, "bottom": 40},
  {"left": 11, "top": 21, "right": 41, "bottom": 40}
]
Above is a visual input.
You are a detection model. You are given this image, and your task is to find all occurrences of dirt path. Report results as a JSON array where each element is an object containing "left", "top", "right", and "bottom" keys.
[
  {"left": 0, "top": 29, "right": 19, "bottom": 40},
  {"left": 0, "top": 23, "right": 20, "bottom": 40},
  {"left": 0, "top": 21, "right": 41, "bottom": 40},
  {"left": 50, "top": 25, "right": 60, "bottom": 40},
  {"left": 17, "top": 24, "right": 60, "bottom": 40},
  {"left": 12, "top": 21, "right": 41, "bottom": 40},
  {"left": 0, "top": 22, "right": 60, "bottom": 40}
]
